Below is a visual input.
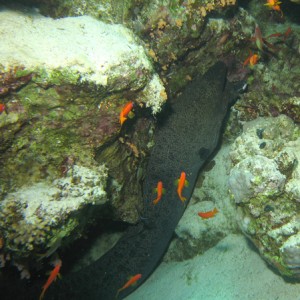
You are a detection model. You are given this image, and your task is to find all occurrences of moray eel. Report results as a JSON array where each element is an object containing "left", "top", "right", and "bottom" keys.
[{"left": 6, "top": 62, "right": 235, "bottom": 300}]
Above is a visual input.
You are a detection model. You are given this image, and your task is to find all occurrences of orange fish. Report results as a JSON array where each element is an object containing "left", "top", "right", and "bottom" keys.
[
  {"left": 152, "top": 181, "right": 165, "bottom": 205},
  {"left": 243, "top": 51, "right": 259, "bottom": 67},
  {"left": 0, "top": 103, "right": 5, "bottom": 114},
  {"left": 116, "top": 273, "right": 142, "bottom": 298},
  {"left": 39, "top": 260, "right": 62, "bottom": 300},
  {"left": 120, "top": 101, "right": 134, "bottom": 126},
  {"left": 198, "top": 207, "right": 219, "bottom": 219},
  {"left": 176, "top": 172, "right": 189, "bottom": 203},
  {"left": 264, "top": 0, "right": 283, "bottom": 16}
]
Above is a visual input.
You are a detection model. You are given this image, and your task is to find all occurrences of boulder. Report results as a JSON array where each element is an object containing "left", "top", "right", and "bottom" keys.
[
  {"left": 229, "top": 115, "right": 300, "bottom": 278},
  {"left": 0, "top": 7, "right": 166, "bottom": 264}
]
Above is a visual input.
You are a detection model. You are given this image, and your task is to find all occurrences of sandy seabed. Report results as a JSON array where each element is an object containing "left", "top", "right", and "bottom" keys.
[{"left": 127, "top": 234, "right": 300, "bottom": 300}]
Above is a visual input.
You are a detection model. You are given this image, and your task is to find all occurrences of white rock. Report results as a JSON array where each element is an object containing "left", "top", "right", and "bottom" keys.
[
  {"left": 280, "top": 231, "right": 300, "bottom": 273},
  {"left": 0, "top": 7, "right": 166, "bottom": 114},
  {"left": 229, "top": 155, "right": 286, "bottom": 203}
]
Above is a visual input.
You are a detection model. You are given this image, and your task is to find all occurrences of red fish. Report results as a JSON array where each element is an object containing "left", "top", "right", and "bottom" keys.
[
  {"left": 39, "top": 260, "right": 62, "bottom": 300},
  {"left": 116, "top": 273, "right": 142, "bottom": 298},
  {"left": 267, "top": 27, "right": 292, "bottom": 41},
  {"left": 243, "top": 51, "right": 259, "bottom": 67},
  {"left": 198, "top": 207, "right": 219, "bottom": 219},
  {"left": 152, "top": 181, "right": 165, "bottom": 205},
  {"left": 176, "top": 172, "right": 189, "bottom": 203},
  {"left": 120, "top": 101, "right": 134, "bottom": 126},
  {"left": 0, "top": 103, "right": 5, "bottom": 114},
  {"left": 283, "top": 27, "right": 292, "bottom": 41}
]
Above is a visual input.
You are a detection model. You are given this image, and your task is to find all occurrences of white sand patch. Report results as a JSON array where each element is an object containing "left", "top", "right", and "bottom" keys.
[{"left": 127, "top": 234, "right": 300, "bottom": 300}]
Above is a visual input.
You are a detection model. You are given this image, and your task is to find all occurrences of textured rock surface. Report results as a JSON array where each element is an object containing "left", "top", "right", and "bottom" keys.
[
  {"left": 229, "top": 155, "right": 286, "bottom": 204},
  {"left": 0, "top": 165, "right": 107, "bottom": 261},
  {"left": 0, "top": 6, "right": 165, "bottom": 215},
  {"left": 0, "top": 7, "right": 165, "bottom": 264},
  {"left": 229, "top": 115, "right": 300, "bottom": 278},
  {"left": 8, "top": 1, "right": 248, "bottom": 98},
  {"left": 0, "top": 7, "right": 166, "bottom": 113}
]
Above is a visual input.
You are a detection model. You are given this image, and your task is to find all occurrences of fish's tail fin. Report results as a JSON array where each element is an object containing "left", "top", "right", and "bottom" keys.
[
  {"left": 180, "top": 196, "right": 187, "bottom": 202},
  {"left": 120, "top": 116, "right": 127, "bottom": 126},
  {"left": 39, "top": 289, "right": 46, "bottom": 300}
]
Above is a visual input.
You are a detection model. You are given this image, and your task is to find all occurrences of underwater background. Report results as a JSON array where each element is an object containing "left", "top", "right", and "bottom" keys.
[{"left": 0, "top": 0, "right": 300, "bottom": 299}]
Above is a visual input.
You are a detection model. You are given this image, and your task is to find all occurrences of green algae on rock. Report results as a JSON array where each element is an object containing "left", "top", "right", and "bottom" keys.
[
  {"left": 0, "top": 7, "right": 166, "bottom": 265},
  {"left": 0, "top": 7, "right": 166, "bottom": 189},
  {"left": 0, "top": 8, "right": 165, "bottom": 99},
  {"left": 229, "top": 115, "right": 300, "bottom": 278},
  {"left": 230, "top": 18, "right": 300, "bottom": 124},
  {"left": 10, "top": 1, "right": 246, "bottom": 97}
]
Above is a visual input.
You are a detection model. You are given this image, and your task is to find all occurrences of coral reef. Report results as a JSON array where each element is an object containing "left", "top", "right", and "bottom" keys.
[
  {"left": 0, "top": 164, "right": 107, "bottom": 262},
  {"left": 13, "top": 0, "right": 237, "bottom": 23},
  {"left": 132, "top": 2, "right": 246, "bottom": 97},
  {"left": 228, "top": 115, "right": 300, "bottom": 278},
  {"left": 8, "top": 1, "right": 246, "bottom": 97},
  {"left": 1, "top": 0, "right": 299, "bottom": 286},
  {"left": 0, "top": 7, "right": 165, "bottom": 267},
  {"left": 0, "top": 8, "right": 165, "bottom": 191},
  {"left": 0, "top": 9, "right": 166, "bottom": 102},
  {"left": 227, "top": 1, "right": 300, "bottom": 132}
]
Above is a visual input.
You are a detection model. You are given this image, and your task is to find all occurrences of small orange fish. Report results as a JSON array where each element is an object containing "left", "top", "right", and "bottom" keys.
[
  {"left": 116, "top": 273, "right": 142, "bottom": 298},
  {"left": 120, "top": 101, "right": 134, "bottom": 126},
  {"left": 39, "top": 260, "right": 62, "bottom": 300},
  {"left": 0, "top": 103, "right": 5, "bottom": 114},
  {"left": 152, "top": 181, "right": 165, "bottom": 205},
  {"left": 176, "top": 172, "right": 189, "bottom": 203},
  {"left": 198, "top": 207, "right": 219, "bottom": 219},
  {"left": 264, "top": 0, "right": 283, "bottom": 16},
  {"left": 243, "top": 51, "right": 259, "bottom": 68}
]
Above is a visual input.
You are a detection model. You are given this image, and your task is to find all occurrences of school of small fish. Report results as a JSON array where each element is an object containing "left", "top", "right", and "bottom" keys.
[{"left": 242, "top": 0, "right": 292, "bottom": 68}]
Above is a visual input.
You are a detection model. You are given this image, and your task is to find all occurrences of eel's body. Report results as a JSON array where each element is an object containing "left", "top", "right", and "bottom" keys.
[{"left": 1, "top": 62, "right": 235, "bottom": 300}]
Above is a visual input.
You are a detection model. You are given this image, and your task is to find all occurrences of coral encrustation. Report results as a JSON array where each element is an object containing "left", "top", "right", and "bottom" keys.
[
  {"left": 0, "top": 165, "right": 107, "bottom": 264},
  {"left": 229, "top": 115, "right": 300, "bottom": 278}
]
